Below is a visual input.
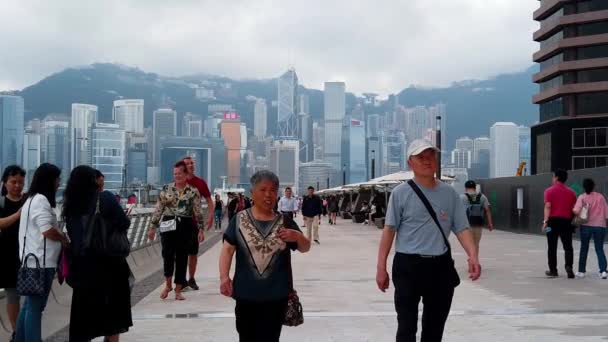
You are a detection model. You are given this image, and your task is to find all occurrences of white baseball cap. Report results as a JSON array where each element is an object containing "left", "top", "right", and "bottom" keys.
[{"left": 406, "top": 139, "right": 439, "bottom": 159}]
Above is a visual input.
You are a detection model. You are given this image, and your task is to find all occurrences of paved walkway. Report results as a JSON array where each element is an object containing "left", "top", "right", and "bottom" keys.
[{"left": 117, "top": 219, "right": 608, "bottom": 341}]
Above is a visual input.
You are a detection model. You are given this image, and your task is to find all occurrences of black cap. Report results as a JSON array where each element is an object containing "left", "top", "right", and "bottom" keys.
[{"left": 464, "top": 180, "right": 476, "bottom": 189}]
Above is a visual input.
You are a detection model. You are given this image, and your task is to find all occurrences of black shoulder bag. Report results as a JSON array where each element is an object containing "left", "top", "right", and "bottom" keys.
[
  {"left": 17, "top": 198, "right": 49, "bottom": 296},
  {"left": 407, "top": 180, "right": 461, "bottom": 288},
  {"left": 83, "top": 193, "right": 131, "bottom": 257}
]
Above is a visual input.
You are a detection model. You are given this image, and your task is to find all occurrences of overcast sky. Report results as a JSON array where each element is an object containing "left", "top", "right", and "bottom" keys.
[{"left": 0, "top": 1, "right": 539, "bottom": 95}]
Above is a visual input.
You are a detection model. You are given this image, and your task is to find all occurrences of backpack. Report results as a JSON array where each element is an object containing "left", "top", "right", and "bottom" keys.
[{"left": 465, "top": 193, "right": 485, "bottom": 227}]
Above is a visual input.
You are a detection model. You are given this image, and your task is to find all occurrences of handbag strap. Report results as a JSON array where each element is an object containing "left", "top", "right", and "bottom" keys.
[
  {"left": 21, "top": 196, "right": 47, "bottom": 268},
  {"left": 287, "top": 248, "right": 294, "bottom": 292},
  {"left": 407, "top": 180, "right": 452, "bottom": 254}
]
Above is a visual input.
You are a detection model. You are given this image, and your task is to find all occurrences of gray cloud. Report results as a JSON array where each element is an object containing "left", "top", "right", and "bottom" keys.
[{"left": 0, "top": 0, "right": 539, "bottom": 95}]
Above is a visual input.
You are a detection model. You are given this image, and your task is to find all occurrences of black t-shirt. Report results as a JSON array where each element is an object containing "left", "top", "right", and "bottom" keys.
[
  {"left": 0, "top": 197, "right": 24, "bottom": 288},
  {"left": 223, "top": 210, "right": 301, "bottom": 302}
]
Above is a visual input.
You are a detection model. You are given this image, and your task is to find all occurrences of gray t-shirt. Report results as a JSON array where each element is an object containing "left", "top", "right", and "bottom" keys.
[{"left": 385, "top": 180, "right": 469, "bottom": 255}]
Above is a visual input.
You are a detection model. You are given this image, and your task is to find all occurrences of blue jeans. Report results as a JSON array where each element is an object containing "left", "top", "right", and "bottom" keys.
[
  {"left": 214, "top": 210, "right": 223, "bottom": 228},
  {"left": 15, "top": 268, "right": 55, "bottom": 342},
  {"left": 578, "top": 226, "right": 607, "bottom": 273}
]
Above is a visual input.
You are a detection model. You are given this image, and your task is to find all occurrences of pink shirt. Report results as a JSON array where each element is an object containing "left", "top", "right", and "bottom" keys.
[
  {"left": 544, "top": 182, "right": 577, "bottom": 219},
  {"left": 574, "top": 192, "right": 608, "bottom": 228}
]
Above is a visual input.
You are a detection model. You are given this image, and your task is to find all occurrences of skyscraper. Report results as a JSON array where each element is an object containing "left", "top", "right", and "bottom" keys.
[
  {"left": 23, "top": 131, "right": 41, "bottom": 187},
  {"left": 220, "top": 114, "right": 242, "bottom": 185},
  {"left": 341, "top": 118, "right": 367, "bottom": 184},
  {"left": 299, "top": 161, "right": 331, "bottom": 194},
  {"left": 532, "top": 1, "right": 608, "bottom": 173},
  {"left": 277, "top": 68, "right": 298, "bottom": 137},
  {"left": 113, "top": 99, "right": 144, "bottom": 134},
  {"left": 70, "top": 103, "right": 98, "bottom": 169},
  {"left": 519, "top": 125, "right": 531, "bottom": 175},
  {"left": 490, "top": 122, "right": 519, "bottom": 178},
  {"left": 152, "top": 107, "right": 177, "bottom": 167},
  {"left": 471, "top": 136, "right": 491, "bottom": 179},
  {"left": 451, "top": 149, "right": 472, "bottom": 169},
  {"left": 0, "top": 96, "right": 24, "bottom": 170},
  {"left": 367, "top": 114, "right": 381, "bottom": 138},
  {"left": 269, "top": 139, "right": 299, "bottom": 192},
  {"left": 324, "top": 81, "right": 346, "bottom": 185},
  {"left": 382, "top": 131, "right": 407, "bottom": 175},
  {"left": 90, "top": 123, "right": 126, "bottom": 191},
  {"left": 182, "top": 112, "right": 203, "bottom": 138},
  {"left": 254, "top": 98, "right": 267, "bottom": 138},
  {"left": 473, "top": 136, "right": 491, "bottom": 164},
  {"left": 42, "top": 114, "right": 70, "bottom": 179}
]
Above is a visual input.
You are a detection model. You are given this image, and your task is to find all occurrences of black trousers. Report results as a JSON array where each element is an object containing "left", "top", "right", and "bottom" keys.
[
  {"left": 547, "top": 217, "right": 574, "bottom": 272},
  {"left": 160, "top": 217, "right": 192, "bottom": 286},
  {"left": 235, "top": 298, "right": 288, "bottom": 342},
  {"left": 392, "top": 253, "right": 455, "bottom": 342}
]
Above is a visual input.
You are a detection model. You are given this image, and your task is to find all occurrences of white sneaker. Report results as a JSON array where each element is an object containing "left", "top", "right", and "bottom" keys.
[
  {"left": 576, "top": 272, "right": 586, "bottom": 278},
  {"left": 601, "top": 272, "right": 607, "bottom": 279}
]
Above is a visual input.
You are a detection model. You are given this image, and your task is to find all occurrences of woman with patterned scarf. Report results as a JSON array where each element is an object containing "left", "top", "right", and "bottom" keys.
[{"left": 219, "top": 170, "right": 311, "bottom": 342}]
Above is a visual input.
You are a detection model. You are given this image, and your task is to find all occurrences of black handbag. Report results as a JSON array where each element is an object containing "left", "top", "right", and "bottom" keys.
[
  {"left": 283, "top": 250, "right": 304, "bottom": 327},
  {"left": 407, "top": 180, "right": 461, "bottom": 288},
  {"left": 16, "top": 198, "right": 49, "bottom": 296},
  {"left": 83, "top": 193, "right": 130, "bottom": 257}
]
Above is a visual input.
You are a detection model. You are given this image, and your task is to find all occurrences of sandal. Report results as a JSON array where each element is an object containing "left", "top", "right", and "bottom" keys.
[{"left": 160, "top": 286, "right": 173, "bottom": 300}]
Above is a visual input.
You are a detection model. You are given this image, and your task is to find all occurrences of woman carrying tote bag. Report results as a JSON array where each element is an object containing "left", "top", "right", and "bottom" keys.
[{"left": 16, "top": 163, "right": 67, "bottom": 342}]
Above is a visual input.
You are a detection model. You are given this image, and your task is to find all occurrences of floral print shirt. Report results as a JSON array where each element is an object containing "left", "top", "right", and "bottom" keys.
[{"left": 150, "top": 183, "right": 205, "bottom": 230}]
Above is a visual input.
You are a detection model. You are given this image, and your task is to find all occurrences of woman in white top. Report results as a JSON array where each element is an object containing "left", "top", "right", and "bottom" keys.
[{"left": 15, "top": 163, "right": 68, "bottom": 342}]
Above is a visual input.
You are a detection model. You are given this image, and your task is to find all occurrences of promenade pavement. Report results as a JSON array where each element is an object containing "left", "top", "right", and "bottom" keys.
[{"left": 115, "top": 218, "right": 608, "bottom": 342}]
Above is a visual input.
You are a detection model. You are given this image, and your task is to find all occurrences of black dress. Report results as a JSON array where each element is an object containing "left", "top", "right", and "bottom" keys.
[
  {"left": 0, "top": 197, "right": 23, "bottom": 289},
  {"left": 66, "top": 191, "right": 133, "bottom": 341}
]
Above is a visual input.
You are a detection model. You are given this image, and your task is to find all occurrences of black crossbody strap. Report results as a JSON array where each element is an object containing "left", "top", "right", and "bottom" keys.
[
  {"left": 407, "top": 180, "right": 452, "bottom": 253},
  {"left": 20, "top": 197, "right": 34, "bottom": 264}
]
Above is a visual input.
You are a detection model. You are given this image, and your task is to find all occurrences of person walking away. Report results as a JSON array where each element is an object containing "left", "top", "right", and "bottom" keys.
[
  {"left": 302, "top": 186, "right": 323, "bottom": 244},
  {"left": 214, "top": 194, "right": 224, "bottom": 231},
  {"left": 278, "top": 187, "right": 298, "bottom": 220},
  {"left": 460, "top": 180, "right": 493, "bottom": 256},
  {"left": 543, "top": 169, "right": 577, "bottom": 278},
  {"left": 227, "top": 193, "right": 238, "bottom": 222},
  {"left": 328, "top": 195, "right": 339, "bottom": 225},
  {"left": 573, "top": 178, "right": 608, "bottom": 279},
  {"left": 182, "top": 156, "right": 214, "bottom": 291},
  {"left": 376, "top": 139, "right": 480, "bottom": 342},
  {"left": 148, "top": 161, "right": 206, "bottom": 301},
  {"left": 0, "top": 166, "right": 26, "bottom": 342},
  {"left": 219, "top": 170, "right": 311, "bottom": 342},
  {"left": 62, "top": 166, "right": 133, "bottom": 342},
  {"left": 16, "top": 163, "right": 68, "bottom": 342}
]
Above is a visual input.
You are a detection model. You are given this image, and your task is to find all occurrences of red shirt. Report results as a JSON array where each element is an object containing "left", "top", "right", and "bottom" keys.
[
  {"left": 188, "top": 176, "right": 212, "bottom": 228},
  {"left": 544, "top": 182, "right": 577, "bottom": 219}
]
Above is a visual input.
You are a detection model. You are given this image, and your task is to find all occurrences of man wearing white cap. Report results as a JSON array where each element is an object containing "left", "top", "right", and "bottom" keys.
[{"left": 376, "top": 139, "right": 480, "bottom": 342}]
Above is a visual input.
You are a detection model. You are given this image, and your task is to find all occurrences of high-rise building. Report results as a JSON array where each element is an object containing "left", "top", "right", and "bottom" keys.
[
  {"left": 204, "top": 113, "right": 223, "bottom": 138},
  {"left": 182, "top": 112, "right": 203, "bottom": 138},
  {"left": 367, "top": 136, "right": 383, "bottom": 179},
  {"left": 473, "top": 136, "right": 491, "bottom": 163},
  {"left": 23, "top": 131, "right": 41, "bottom": 186},
  {"left": 519, "top": 125, "right": 531, "bottom": 175},
  {"left": 299, "top": 161, "right": 331, "bottom": 194},
  {"left": 324, "top": 81, "right": 346, "bottom": 184},
  {"left": 113, "top": 99, "right": 144, "bottom": 134},
  {"left": 470, "top": 136, "right": 491, "bottom": 179},
  {"left": 298, "top": 94, "right": 310, "bottom": 116},
  {"left": 342, "top": 118, "right": 367, "bottom": 184},
  {"left": 70, "top": 103, "right": 98, "bottom": 168},
  {"left": 269, "top": 139, "right": 299, "bottom": 192},
  {"left": 26, "top": 119, "right": 42, "bottom": 134},
  {"left": 254, "top": 99, "right": 268, "bottom": 138},
  {"left": 152, "top": 107, "right": 177, "bottom": 166},
  {"left": 220, "top": 114, "right": 242, "bottom": 185},
  {"left": 312, "top": 121, "right": 324, "bottom": 161},
  {"left": 277, "top": 69, "right": 298, "bottom": 137},
  {"left": 382, "top": 131, "right": 407, "bottom": 175},
  {"left": 41, "top": 114, "right": 70, "bottom": 179},
  {"left": 367, "top": 114, "right": 381, "bottom": 138},
  {"left": 126, "top": 133, "right": 149, "bottom": 184},
  {"left": 490, "top": 122, "right": 519, "bottom": 178},
  {"left": 455, "top": 136, "right": 474, "bottom": 152},
  {"left": 0, "top": 96, "right": 25, "bottom": 170},
  {"left": 451, "top": 149, "right": 472, "bottom": 169},
  {"left": 405, "top": 106, "right": 431, "bottom": 143},
  {"left": 90, "top": 123, "right": 126, "bottom": 191},
  {"left": 532, "top": 1, "right": 608, "bottom": 173}
]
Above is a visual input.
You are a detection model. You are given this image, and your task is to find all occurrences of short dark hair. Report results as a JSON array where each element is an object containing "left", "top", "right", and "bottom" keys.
[
  {"left": 583, "top": 178, "right": 595, "bottom": 194},
  {"left": 27, "top": 163, "right": 61, "bottom": 208},
  {"left": 554, "top": 169, "right": 568, "bottom": 183},
  {"left": 174, "top": 160, "right": 188, "bottom": 173},
  {"left": 464, "top": 180, "right": 476, "bottom": 189},
  {"left": 285, "top": 187, "right": 292, "bottom": 191},
  {"left": 308, "top": 186, "right": 314, "bottom": 190},
  {"left": 1, "top": 165, "right": 26, "bottom": 196},
  {"left": 95, "top": 169, "right": 104, "bottom": 179},
  {"left": 250, "top": 170, "right": 280, "bottom": 190}
]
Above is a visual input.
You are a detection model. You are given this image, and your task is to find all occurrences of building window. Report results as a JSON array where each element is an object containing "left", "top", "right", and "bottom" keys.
[
  {"left": 576, "top": 91, "right": 608, "bottom": 115},
  {"left": 572, "top": 155, "right": 608, "bottom": 170},
  {"left": 572, "top": 127, "right": 608, "bottom": 148},
  {"left": 540, "top": 30, "right": 564, "bottom": 49},
  {"left": 577, "top": 0, "right": 608, "bottom": 13},
  {"left": 540, "top": 75, "right": 563, "bottom": 91},
  {"left": 577, "top": 44, "right": 608, "bottom": 60},
  {"left": 540, "top": 53, "right": 563, "bottom": 71},
  {"left": 540, "top": 97, "right": 564, "bottom": 121},
  {"left": 578, "top": 21, "right": 608, "bottom": 37}
]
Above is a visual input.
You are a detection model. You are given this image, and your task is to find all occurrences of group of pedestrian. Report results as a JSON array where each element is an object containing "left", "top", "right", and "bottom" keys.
[{"left": 0, "top": 163, "right": 134, "bottom": 342}]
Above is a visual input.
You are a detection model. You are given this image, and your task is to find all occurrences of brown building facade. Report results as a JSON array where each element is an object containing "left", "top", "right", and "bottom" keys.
[
  {"left": 220, "top": 117, "right": 242, "bottom": 185},
  {"left": 531, "top": 0, "right": 608, "bottom": 174}
]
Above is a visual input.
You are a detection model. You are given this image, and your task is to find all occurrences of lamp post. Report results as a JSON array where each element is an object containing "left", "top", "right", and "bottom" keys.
[
  {"left": 342, "top": 164, "right": 346, "bottom": 186},
  {"left": 317, "top": 178, "right": 320, "bottom": 190},
  {"left": 436, "top": 115, "right": 442, "bottom": 181},
  {"left": 371, "top": 149, "right": 376, "bottom": 180}
]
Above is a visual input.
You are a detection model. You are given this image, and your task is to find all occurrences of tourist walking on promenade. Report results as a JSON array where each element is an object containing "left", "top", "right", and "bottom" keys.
[
  {"left": 0, "top": 166, "right": 25, "bottom": 342},
  {"left": 183, "top": 156, "right": 214, "bottom": 291},
  {"left": 460, "top": 180, "right": 493, "bottom": 255},
  {"left": 328, "top": 195, "right": 339, "bottom": 225},
  {"left": 148, "top": 160, "right": 206, "bottom": 301},
  {"left": 278, "top": 187, "right": 298, "bottom": 220},
  {"left": 376, "top": 139, "right": 480, "bottom": 342},
  {"left": 227, "top": 192, "right": 238, "bottom": 221},
  {"left": 214, "top": 194, "right": 224, "bottom": 231},
  {"left": 302, "top": 186, "right": 323, "bottom": 244},
  {"left": 573, "top": 178, "right": 608, "bottom": 279},
  {"left": 543, "top": 169, "right": 577, "bottom": 278},
  {"left": 219, "top": 170, "right": 311, "bottom": 342},
  {"left": 62, "top": 166, "right": 133, "bottom": 342},
  {"left": 16, "top": 163, "right": 68, "bottom": 342}
]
